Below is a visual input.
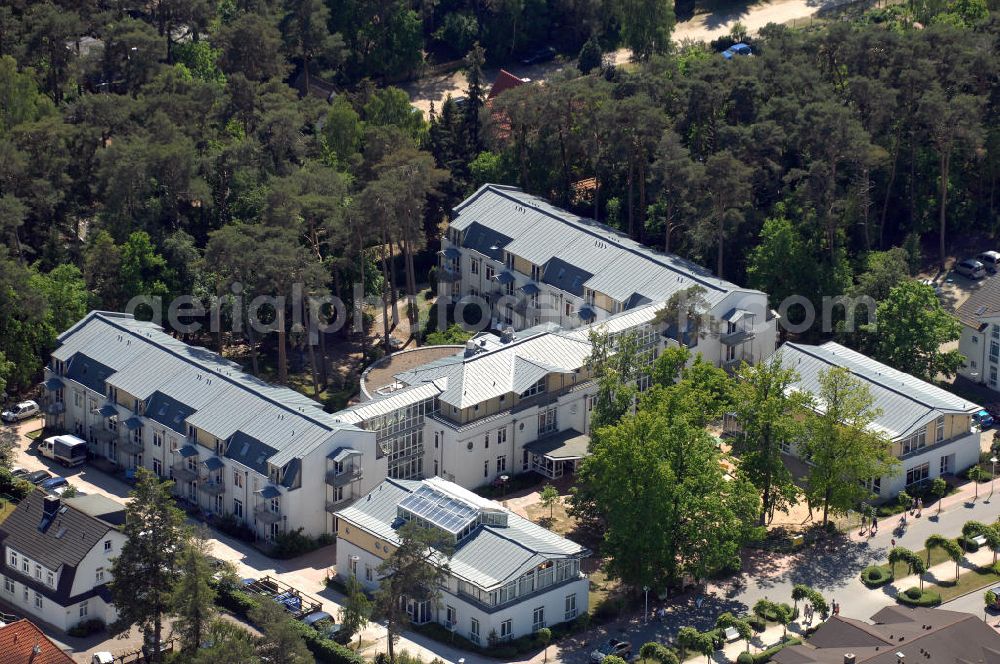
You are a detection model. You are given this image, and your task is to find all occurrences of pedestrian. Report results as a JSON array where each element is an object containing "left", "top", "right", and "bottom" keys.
[
  {"left": 860, "top": 512, "right": 867, "bottom": 535},
  {"left": 872, "top": 516, "right": 878, "bottom": 535},
  {"left": 910, "top": 498, "right": 916, "bottom": 515},
  {"left": 891, "top": 538, "right": 896, "bottom": 547},
  {"left": 834, "top": 601, "right": 840, "bottom": 616},
  {"left": 917, "top": 497, "right": 923, "bottom": 517}
]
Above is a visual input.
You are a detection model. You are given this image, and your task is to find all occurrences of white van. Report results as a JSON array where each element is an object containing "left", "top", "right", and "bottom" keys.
[
  {"left": 979, "top": 251, "right": 1000, "bottom": 274},
  {"left": 40, "top": 434, "right": 88, "bottom": 467}
]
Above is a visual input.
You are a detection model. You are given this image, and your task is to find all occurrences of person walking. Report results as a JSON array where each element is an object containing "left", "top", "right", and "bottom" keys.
[
  {"left": 871, "top": 516, "right": 878, "bottom": 535},
  {"left": 917, "top": 497, "right": 923, "bottom": 517}
]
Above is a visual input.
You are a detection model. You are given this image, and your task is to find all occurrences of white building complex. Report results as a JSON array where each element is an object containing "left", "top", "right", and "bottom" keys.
[
  {"left": 0, "top": 492, "right": 127, "bottom": 630},
  {"left": 335, "top": 476, "right": 589, "bottom": 642},
  {"left": 955, "top": 278, "right": 1000, "bottom": 392},
  {"left": 41, "top": 311, "right": 385, "bottom": 542},
  {"left": 771, "top": 342, "right": 982, "bottom": 500}
]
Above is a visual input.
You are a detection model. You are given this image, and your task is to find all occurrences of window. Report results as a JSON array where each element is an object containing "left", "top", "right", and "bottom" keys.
[
  {"left": 936, "top": 416, "right": 945, "bottom": 442},
  {"left": 21, "top": 558, "right": 28, "bottom": 574},
  {"left": 234, "top": 471, "right": 243, "bottom": 489},
  {"left": 2, "top": 576, "right": 12, "bottom": 594},
  {"left": 104, "top": 539, "right": 112, "bottom": 552},
  {"left": 234, "top": 498, "right": 243, "bottom": 519},
  {"left": 8, "top": 551, "right": 15, "bottom": 569},
  {"left": 95, "top": 568, "right": 105, "bottom": 583},
  {"left": 34, "top": 591, "right": 42, "bottom": 609},
  {"left": 532, "top": 606, "right": 545, "bottom": 631},
  {"left": 484, "top": 434, "right": 489, "bottom": 449},
  {"left": 565, "top": 302, "right": 572, "bottom": 317},
  {"left": 484, "top": 460, "right": 489, "bottom": 478},
  {"left": 46, "top": 572, "right": 54, "bottom": 588},
  {"left": 496, "top": 455, "right": 507, "bottom": 473},
  {"left": 992, "top": 365, "right": 999, "bottom": 389},
  {"left": 153, "top": 431, "right": 163, "bottom": 447},
  {"left": 973, "top": 335, "right": 980, "bottom": 344},
  {"left": 906, "top": 463, "right": 930, "bottom": 486},
  {"left": 486, "top": 265, "right": 495, "bottom": 281},
  {"left": 500, "top": 619, "right": 512, "bottom": 640},
  {"left": 152, "top": 458, "right": 162, "bottom": 476},
  {"left": 991, "top": 340, "right": 999, "bottom": 363},
  {"left": 497, "top": 427, "right": 507, "bottom": 445},
  {"left": 505, "top": 281, "right": 515, "bottom": 296},
  {"left": 471, "top": 259, "right": 479, "bottom": 275},
  {"left": 470, "top": 617, "right": 480, "bottom": 644},
  {"left": 446, "top": 605, "right": 457, "bottom": 630},
  {"left": 80, "top": 601, "right": 89, "bottom": 618},
  {"left": 434, "top": 432, "right": 439, "bottom": 448},
  {"left": 565, "top": 594, "right": 577, "bottom": 621},
  {"left": 538, "top": 408, "right": 557, "bottom": 435},
  {"left": 74, "top": 391, "right": 83, "bottom": 408},
  {"left": 349, "top": 557, "right": 358, "bottom": 576},
  {"left": 531, "top": 264, "right": 541, "bottom": 281},
  {"left": 520, "top": 378, "right": 545, "bottom": 398},
  {"left": 940, "top": 454, "right": 954, "bottom": 475},
  {"left": 365, "top": 566, "right": 373, "bottom": 582},
  {"left": 505, "top": 252, "right": 514, "bottom": 269}
]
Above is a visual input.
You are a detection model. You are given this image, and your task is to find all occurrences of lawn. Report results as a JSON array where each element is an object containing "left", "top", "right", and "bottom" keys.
[
  {"left": 525, "top": 497, "right": 576, "bottom": 537},
  {"left": 0, "top": 499, "right": 16, "bottom": 526},
  {"left": 934, "top": 565, "right": 1000, "bottom": 602}
]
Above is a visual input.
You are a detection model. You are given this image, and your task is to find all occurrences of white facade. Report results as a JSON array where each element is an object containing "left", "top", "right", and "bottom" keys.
[
  {"left": 957, "top": 317, "right": 1000, "bottom": 390},
  {"left": 0, "top": 521, "right": 124, "bottom": 631}
]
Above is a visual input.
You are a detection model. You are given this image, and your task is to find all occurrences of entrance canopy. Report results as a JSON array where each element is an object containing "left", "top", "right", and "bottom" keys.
[{"left": 524, "top": 429, "right": 590, "bottom": 462}]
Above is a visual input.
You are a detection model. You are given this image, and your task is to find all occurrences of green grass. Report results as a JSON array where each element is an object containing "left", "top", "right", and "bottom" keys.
[
  {"left": 25, "top": 429, "right": 42, "bottom": 440},
  {"left": 927, "top": 562, "right": 1000, "bottom": 602}
]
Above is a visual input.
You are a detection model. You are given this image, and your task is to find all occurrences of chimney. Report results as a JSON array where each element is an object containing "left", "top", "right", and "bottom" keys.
[
  {"left": 42, "top": 495, "right": 60, "bottom": 516},
  {"left": 29, "top": 643, "right": 41, "bottom": 664},
  {"left": 844, "top": 655, "right": 856, "bottom": 664}
]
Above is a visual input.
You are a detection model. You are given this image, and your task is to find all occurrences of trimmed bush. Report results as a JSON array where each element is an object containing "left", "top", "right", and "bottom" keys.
[
  {"left": 959, "top": 535, "right": 981, "bottom": 553},
  {"left": 737, "top": 653, "right": 754, "bottom": 664},
  {"left": 861, "top": 565, "right": 893, "bottom": 588},
  {"left": 897, "top": 586, "right": 941, "bottom": 607},
  {"left": 747, "top": 614, "right": 766, "bottom": 632},
  {"left": 752, "top": 637, "right": 801, "bottom": 663},
  {"left": 67, "top": 618, "right": 105, "bottom": 637},
  {"left": 271, "top": 527, "right": 329, "bottom": 559}
]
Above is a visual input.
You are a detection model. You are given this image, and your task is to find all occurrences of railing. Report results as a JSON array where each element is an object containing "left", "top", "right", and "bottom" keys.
[
  {"left": 456, "top": 571, "right": 585, "bottom": 614},
  {"left": 198, "top": 479, "right": 225, "bottom": 495},
  {"left": 437, "top": 266, "right": 461, "bottom": 282},
  {"left": 721, "top": 327, "right": 756, "bottom": 346},
  {"left": 172, "top": 463, "right": 198, "bottom": 482},
  {"left": 119, "top": 439, "right": 144, "bottom": 455},
  {"left": 325, "top": 466, "right": 363, "bottom": 487},
  {"left": 42, "top": 401, "right": 65, "bottom": 415},
  {"left": 254, "top": 504, "right": 282, "bottom": 524}
]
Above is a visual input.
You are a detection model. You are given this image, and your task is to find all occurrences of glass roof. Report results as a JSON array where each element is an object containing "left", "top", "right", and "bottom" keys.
[{"left": 398, "top": 484, "right": 479, "bottom": 534}]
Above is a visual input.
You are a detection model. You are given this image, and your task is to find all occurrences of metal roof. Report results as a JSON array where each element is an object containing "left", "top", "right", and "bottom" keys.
[
  {"left": 176, "top": 445, "right": 199, "bottom": 458},
  {"left": 257, "top": 485, "right": 281, "bottom": 499},
  {"left": 329, "top": 447, "right": 363, "bottom": 462},
  {"left": 53, "top": 312, "right": 365, "bottom": 481},
  {"left": 451, "top": 185, "right": 755, "bottom": 307},
  {"left": 524, "top": 429, "right": 590, "bottom": 460},
  {"left": 202, "top": 456, "right": 225, "bottom": 471},
  {"left": 773, "top": 342, "right": 980, "bottom": 439},
  {"left": 336, "top": 478, "right": 586, "bottom": 589},
  {"left": 42, "top": 377, "right": 63, "bottom": 391},
  {"left": 955, "top": 277, "right": 1000, "bottom": 330},
  {"left": 460, "top": 221, "right": 511, "bottom": 262}
]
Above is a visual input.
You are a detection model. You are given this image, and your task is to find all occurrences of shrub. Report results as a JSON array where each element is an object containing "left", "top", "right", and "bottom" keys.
[
  {"left": 67, "top": 618, "right": 105, "bottom": 637},
  {"left": 747, "top": 614, "right": 766, "bottom": 632},
  {"left": 959, "top": 535, "right": 981, "bottom": 553},
  {"left": 986, "top": 589, "right": 998, "bottom": 608},
  {"left": 216, "top": 588, "right": 261, "bottom": 619},
  {"left": 494, "top": 646, "right": 517, "bottom": 659},
  {"left": 897, "top": 587, "right": 941, "bottom": 607},
  {"left": 737, "top": 653, "right": 754, "bottom": 664},
  {"left": 861, "top": 565, "right": 893, "bottom": 588},
  {"left": 271, "top": 527, "right": 326, "bottom": 559},
  {"left": 752, "top": 637, "right": 801, "bottom": 663}
]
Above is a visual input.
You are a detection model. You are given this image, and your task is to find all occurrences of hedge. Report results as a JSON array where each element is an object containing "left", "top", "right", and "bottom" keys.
[
  {"left": 215, "top": 586, "right": 363, "bottom": 664},
  {"left": 959, "top": 535, "right": 981, "bottom": 553},
  {"left": 737, "top": 653, "right": 754, "bottom": 664},
  {"left": 752, "top": 637, "right": 801, "bottom": 663},
  {"left": 896, "top": 586, "right": 941, "bottom": 607},
  {"left": 860, "top": 565, "right": 893, "bottom": 588}
]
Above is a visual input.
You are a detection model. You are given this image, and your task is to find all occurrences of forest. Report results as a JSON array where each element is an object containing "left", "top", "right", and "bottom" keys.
[{"left": 0, "top": 0, "right": 997, "bottom": 405}]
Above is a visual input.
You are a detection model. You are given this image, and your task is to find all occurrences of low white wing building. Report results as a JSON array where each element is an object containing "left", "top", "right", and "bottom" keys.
[
  {"left": 771, "top": 341, "right": 982, "bottom": 500},
  {"left": 335, "top": 476, "right": 589, "bottom": 644}
]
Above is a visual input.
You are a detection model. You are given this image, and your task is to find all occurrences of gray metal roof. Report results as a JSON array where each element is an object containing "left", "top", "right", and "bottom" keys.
[
  {"left": 335, "top": 381, "right": 443, "bottom": 425},
  {"left": 773, "top": 342, "right": 980, "bottom": 439},
  {"left": 54, "top": 312, "right": 363, "bottom": 478},
  {"left": 460, "top": 221, "right": 511, "bottom": 262},
  {"left": 336, "top": 478, "right": 586, "bottom": 589},
  {"left": 955, "top": 277, "right": 1000, "bottom": 330},
  {"left": 452, "top": 185, "right": 756, "bottom": 307},
  {"left": 524, "top": 429, "right": 590, "bottom": 460}
]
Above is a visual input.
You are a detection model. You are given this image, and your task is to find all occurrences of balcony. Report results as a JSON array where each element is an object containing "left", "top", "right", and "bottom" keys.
[
  {"left": 723, "top": 355, "right": 755, "bottom": 372},
  {"left": 254, "top": 504, "right": 283, "bottom": 524},
  {"left": 326, "top": 466, "right": 363, "bottom": 487},
  {"left": 42, "top": 401, "right": 65, "bottom": 415},
  {"left": 325, "top": 496, "right": 352, "bottom": 512},
  {"left": 91, "top": 429, "right": 119, "bottom": 444},
  {"left": 199, "top": 480, "right": 226, "bottom": 495},
  {"left": 721, "top": 327, "right": 756, "bottom": 346},
  {"left": 172, "top": 463, "right": 199, "bottom": 482},
  {"left": 437, "top": 266, "right": 460, "bottom": 283},
  {"left": 119, "top": 439, "right": 144, "bottom": 455}
]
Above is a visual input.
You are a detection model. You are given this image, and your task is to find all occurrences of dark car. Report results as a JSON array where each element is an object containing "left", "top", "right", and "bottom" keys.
[
  {"left": 25, "top": 470, "right": 52, "bottom": 485},
  {"left": 590, "top": 638, "right": 632, "bottom": 662},
  {"left": 520, "top": 46, "right": 557, "bottom": 65},
  {"left": 40, "top": 476, "right": 68, "bottom": 492},
  {"left": 722, "top": 43, "right": 752, "bottom": 59}
]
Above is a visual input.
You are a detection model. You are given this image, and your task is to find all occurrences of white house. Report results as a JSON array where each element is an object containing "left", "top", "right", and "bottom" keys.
[
  {"left": 439, "top": 184, "right": 779, "bottom": 371},
  {"left": 771, "top": 342, "right": 982, "bottom": 500},
  {"left": 0, "top": 491, "right": 127, "bottom": 631},
  {"left": 955, "top": 279, "right": 1000, "bottom": 391},
  {"left": 335, "top": 476, "right": 589, "bottom": 643},
  {"left": 41, "top": 311, "right": 385, "bottom": 542}
]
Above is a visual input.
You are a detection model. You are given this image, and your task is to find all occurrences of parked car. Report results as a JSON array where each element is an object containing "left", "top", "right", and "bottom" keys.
[
  {"left": 10, "top": 467, "right": 28, "bottom": 478},
  {"left": 590, "top": 638, "right": 632, "bottom": 662},
  {"left": 520, "top": 46, "right": 557, "bottom": 65},
  {"left": 1, "top": 400, "right": 39, "bottom": 423},
  {"left": 722, "top": 43, "right": 752, "bottom": 59},
  {"left": 25, "top": 470, "right": 52, "bottom": 485},
  {"left": 40, "top": 476, "right": 68, "bottom": 492},
  {"left": 956, "top": 258, "right": 987, "bottom": 280},
  {"left": 39, "top": 434, "right": 88, "bottom": 467},
  {"left": 974, "top": 409, "right": 995, "bottom": 429},
  {"left": 979, "top": 251, "right": 1000, "bottom": 274}
]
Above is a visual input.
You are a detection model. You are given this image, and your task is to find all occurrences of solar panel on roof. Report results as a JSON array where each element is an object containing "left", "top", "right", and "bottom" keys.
[
  {"left": 399, "top": 485, "right": 479, "bottom": 534},
  {"left": 977, "top": 306, "right": 988, "bottom": 315}
]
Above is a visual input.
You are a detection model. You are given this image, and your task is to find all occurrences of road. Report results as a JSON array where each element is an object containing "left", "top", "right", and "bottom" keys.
[{"left": 404, "top": 0, "right": 854, "bottom": 115}]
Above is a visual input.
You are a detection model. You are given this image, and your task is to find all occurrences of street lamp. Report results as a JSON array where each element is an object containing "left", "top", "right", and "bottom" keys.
[
  {"left": 643, "top": 585, "right": 650, "bottom": 624},
  {"left": 500, "top": 474, "right": 509, "bottom": 499},
  {"left": 991, "top": 457, "right": 998, "bottom": 500}
]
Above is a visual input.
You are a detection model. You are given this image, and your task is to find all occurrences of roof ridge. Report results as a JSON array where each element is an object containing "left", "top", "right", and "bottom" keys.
[
  {"left": 790, "top": 342, "right": 968, "bottom": 413},
  {"left": 483, "top": 185, "right": 730, "bottom": 293},
  {"left": 87, "top": 313, "right": 346, "bottom": 435}
]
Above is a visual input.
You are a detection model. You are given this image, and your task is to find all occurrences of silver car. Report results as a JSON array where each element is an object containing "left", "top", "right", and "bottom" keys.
[
  {"left": 1, "top": 400, "right": 39, "bottom": 423},
  {"left": 956, "top": 258, "right": 986, "bottom": 280}
]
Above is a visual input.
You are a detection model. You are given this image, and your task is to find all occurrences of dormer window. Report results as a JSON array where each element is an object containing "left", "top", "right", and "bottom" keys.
[{"left": 520, "top": 378, "right": 545, "bottom": 399}]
